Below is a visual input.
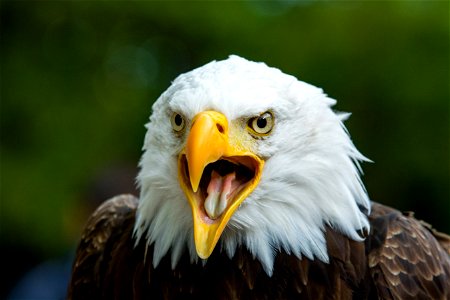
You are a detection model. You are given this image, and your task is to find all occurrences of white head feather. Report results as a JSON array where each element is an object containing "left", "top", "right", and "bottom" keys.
[{"left": 134, "top": 55, "right": 371, "bottom": 275}]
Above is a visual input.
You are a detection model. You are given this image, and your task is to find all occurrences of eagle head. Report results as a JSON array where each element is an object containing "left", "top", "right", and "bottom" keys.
[{"left": 134, "top": 55, "right": 370, "bottom": 275}]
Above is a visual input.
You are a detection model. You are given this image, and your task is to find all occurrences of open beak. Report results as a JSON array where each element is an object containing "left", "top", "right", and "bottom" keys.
[{"left": 178, "top": 111, "right": 264, "bottom": 259}]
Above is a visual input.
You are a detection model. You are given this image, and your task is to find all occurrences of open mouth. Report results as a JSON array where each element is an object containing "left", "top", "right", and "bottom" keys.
[
  {"left": 176, "top": 110, "right": 266, "bottom": 258},
  {"left": 180, "top": 155, "right": 257, "bottom": 222}
]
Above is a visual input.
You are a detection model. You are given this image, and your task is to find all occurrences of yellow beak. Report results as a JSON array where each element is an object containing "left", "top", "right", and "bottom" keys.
[{"left": 178, "top": 111, "right": 264, "bottom": 259}]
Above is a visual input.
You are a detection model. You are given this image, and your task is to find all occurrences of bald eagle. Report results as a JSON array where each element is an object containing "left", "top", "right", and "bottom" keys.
[{"left": 68, "top": 56, "right": 450, "bottom": 299}]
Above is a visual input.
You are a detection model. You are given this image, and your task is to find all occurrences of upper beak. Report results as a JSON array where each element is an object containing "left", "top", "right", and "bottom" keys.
[{"left": 178, "top": 111, "right": 264, "bottom": 258}]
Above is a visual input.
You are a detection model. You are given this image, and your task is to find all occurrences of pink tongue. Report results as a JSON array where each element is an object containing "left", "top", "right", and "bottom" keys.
[
  {"left": 204, "top": 171, "right": 238, "bottom": 219},
  {"left": 208, "top": 170, "right": 235, "bottom": 194}
]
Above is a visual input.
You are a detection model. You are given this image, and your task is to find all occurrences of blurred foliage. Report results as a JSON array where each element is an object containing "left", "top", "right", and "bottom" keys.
[{"left": 1, "top": 0, "right": 448, "bottom": 268}]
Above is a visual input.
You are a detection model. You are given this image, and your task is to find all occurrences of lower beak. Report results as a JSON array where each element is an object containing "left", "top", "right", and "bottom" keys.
[{"left": 178, "top": 111, "right": 264, "bottom": 258}]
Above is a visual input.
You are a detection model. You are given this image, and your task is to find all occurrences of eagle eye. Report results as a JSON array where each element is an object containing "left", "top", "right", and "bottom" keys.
[
  {"left": 171, "top": 113, "right": 186, "bottom": 132},
  {"left": 248, "top": 111, "right": 274, "bottom": 136}
]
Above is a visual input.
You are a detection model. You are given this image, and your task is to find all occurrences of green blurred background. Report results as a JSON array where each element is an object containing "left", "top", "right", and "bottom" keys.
[{"left": 1, "top": 1, "right": 449, "bottom": 297}]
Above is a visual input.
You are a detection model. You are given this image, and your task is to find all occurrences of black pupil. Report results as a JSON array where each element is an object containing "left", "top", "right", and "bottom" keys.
[
  {"left": 175, "top": 114, "right": 183, "bottom": 126},
  {"left": 256, "top": 116, "right": 267, "bottom": 128}
]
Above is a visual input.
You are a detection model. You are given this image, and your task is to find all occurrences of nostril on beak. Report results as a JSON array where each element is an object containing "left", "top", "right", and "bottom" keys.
[{"left": 216, "top": 123, "right": 225, "bottom": 134}]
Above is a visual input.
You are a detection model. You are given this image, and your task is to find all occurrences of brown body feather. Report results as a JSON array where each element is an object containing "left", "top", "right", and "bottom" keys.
[{"left": 68, "top": 195, "right": 450, "bottom": 300}]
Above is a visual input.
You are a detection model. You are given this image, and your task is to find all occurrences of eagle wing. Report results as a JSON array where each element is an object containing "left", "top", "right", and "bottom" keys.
[
  {"left": 368, "top": 202, "right": 450, "bottom": 299},
  {"left": 67, "top": 195, "right": 450, "bottom": 299},
  {"left": 67, "top": 194, "right": 139, "bottom": 299}
]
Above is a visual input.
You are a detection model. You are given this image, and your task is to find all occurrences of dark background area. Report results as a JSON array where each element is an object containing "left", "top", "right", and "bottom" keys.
[{"left": 1, "top": 1, "right": 448, "bottom": 298}]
